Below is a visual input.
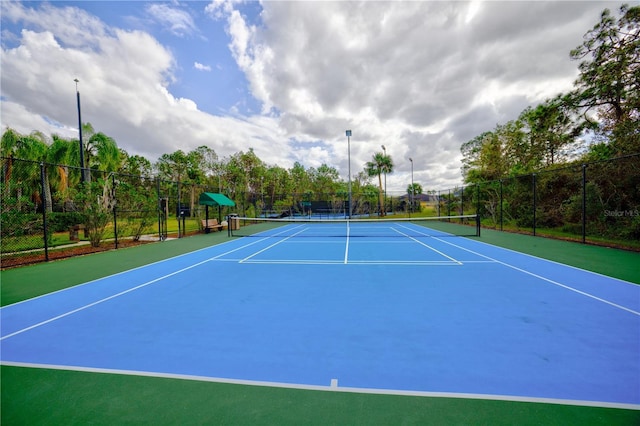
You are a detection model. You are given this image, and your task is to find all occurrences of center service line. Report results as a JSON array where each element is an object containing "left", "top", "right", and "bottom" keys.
[{"left": 344, "top": 220, "right": 351, "bottom": 264}]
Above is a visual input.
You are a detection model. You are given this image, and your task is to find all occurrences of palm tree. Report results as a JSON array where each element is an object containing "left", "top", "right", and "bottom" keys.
[
  {"left": 1, "top": 130, "right": 50, "bottom": 212},
  {"left": 48, "top": 135, "right": 75, "bottom": 211},
  {"left": 86, "top": 132, "right": 120, "bottom": 173},
  {"left": 365, "top": 152, "right": 393, "bottom": 216},
  {"left": 1, "top": 128, "right": 22, "bottom": 197},
  {"left": 407, "top": 183, "right": 423, "bottom": 213}
]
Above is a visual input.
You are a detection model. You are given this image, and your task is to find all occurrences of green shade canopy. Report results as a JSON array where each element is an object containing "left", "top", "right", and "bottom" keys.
[{"left": 198, "top": 192, "right": 235, "bottom": 207}]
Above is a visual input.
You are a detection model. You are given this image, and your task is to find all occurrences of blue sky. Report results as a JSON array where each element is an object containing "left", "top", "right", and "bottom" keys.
[
  {"left": 0, "top": 1, "right": 616, "bottom": 191},
  {"left": 3, "top": 1, "right": 263, "bottom": 115}
]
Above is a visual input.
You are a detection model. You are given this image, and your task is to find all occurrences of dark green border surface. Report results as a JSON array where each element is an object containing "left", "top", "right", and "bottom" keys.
[{"left": 2, "top": 365, "right": 639, "bottom": 426}]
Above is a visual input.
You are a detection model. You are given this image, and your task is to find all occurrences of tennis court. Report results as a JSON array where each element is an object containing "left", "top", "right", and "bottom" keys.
[{"left": 1, "top": 216, "right": 639, "bottom": 414}]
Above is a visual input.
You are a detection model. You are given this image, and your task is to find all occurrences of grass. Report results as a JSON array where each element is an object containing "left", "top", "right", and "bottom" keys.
[
  {"left": 479, "top": 220, "right": 640, "bottom": 251},
  {"left": 0, "top": 216, "right": 204, "bottom": 254},
  {"left": 0, "top": 233, "right": 76, "bottom": 252}
]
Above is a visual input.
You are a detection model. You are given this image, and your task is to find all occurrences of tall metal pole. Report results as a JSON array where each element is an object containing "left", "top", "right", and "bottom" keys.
[
  {"left": 346, "top": 130, "right": 352, "bottom": 219},
  {"left": 74, "top": 79, "right": 87, "bottom": 183}
]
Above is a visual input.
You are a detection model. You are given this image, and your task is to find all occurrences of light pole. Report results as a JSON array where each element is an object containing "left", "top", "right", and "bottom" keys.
[
  {"left": 346, "top": 130, "right": 352, "bottom": 219},
  {"left": 409, "top": 157, "right": 414, "bottom": 217},
  {"left": 74, "top": 78, "right": 87, "bottom": 183},
  {"left": 381, "top": 144, "right": 386, "bottom": 215}
]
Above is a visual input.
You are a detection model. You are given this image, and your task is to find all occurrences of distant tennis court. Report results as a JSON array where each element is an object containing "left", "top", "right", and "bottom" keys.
[{"left": 2, "top": 215, "right": 639, "bottom": 410}]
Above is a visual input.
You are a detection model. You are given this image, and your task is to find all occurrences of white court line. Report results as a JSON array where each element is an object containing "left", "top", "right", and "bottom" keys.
[
  {"left": 237, "top": 259, "right": 465, "bottom": 266},
  {"left": 344, "top": 221, "right": 350, "bottom": 264},
  {"left": 2, "top": 361, "right": 638, "bottom": 411},
  {"left": 0, "top": 237, "right": 278, "bottom": 341},
  {"left": 239, "top": 228, "right": 308, "bottom": 263},
  {"left": 393, "top": 226, "right": 462, "bottom": 265},
  {"left": 0, "top": 237, "right": 243, "bottom": 309},
  {"left": 429, "top": 236, "right": 640, "bottom": 317}
]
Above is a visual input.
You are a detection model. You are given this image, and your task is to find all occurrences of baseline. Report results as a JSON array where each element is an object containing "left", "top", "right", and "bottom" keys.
[{"left": 3, "top": 361, "right": 638, "bottom": 411}]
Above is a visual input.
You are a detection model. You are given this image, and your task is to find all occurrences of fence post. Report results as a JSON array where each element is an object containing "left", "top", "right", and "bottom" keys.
[
  {"left": 40, "top": 162, "right": 49, "bottom": 261},
  {"left": 582, "top": 164, "right": 587, "bottom": 244},
  {"left": 177, "top": 180, "right": 182, "bottom": 238},
  {"left": 157, "top": 178, "right": 162, "bottom": 240},
  {"left": 532, "top": 173, "right": 537, "bottom": 237},
  {"left": 499, "top": 180, "right": 503, "bottom": 232},
  {"left": 112, "top": 174, "right": 118, "bottom": 249}
]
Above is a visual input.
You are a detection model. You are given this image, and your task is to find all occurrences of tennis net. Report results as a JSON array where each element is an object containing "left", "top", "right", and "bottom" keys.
[{"left": 228, "top": 214, "right": 480, "bottom": 238}]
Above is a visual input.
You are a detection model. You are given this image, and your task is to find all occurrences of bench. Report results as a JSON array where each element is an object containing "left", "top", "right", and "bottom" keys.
[{"left": 201, "top": 218, "right": 223, "bottom": 233}]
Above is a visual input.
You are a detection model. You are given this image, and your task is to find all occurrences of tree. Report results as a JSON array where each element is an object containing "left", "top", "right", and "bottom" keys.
[
  {"left": 1, "top": 130, "right": 50, "bottom": 212},
  {"left": 365, "top": 152, "right": 393, "bottom": 216},
  {"left": 461, "top": 130, "right": 510, "bottom": 183},
  {"left": 519, "top": 98, "right": 587, "bottom": 167},
  {"left": 191, "top": 145, "right": 219, "bottom": 184},
  {"left": 86, "top": 132, "right": 120, "bottom": 173},
  {"left": 155, "top": 150, "right": 189, "bottom": 182},
  {"left": 264, "top": 165, "right": 289, "bottom": 210},
  {"left": 120, "top": 154, "right": 153, "bottom": 178},
  {"left": 407, "top": 182, "right": 423, "bottom": 212},
  {"left": 220, "top": 149, "right": 265, "bottom": 215},
  {"left": 73, "top": 176, "right": 116, "bottom": 247},
  {"left": 310, "top": 164, "right": 340, "bottom": 198},
  {"left": 1, "top": 128, "right": 22, "bottom": 195},
  {"left": 47, "top": 135, "right": 76, "bottom": 211},
  {"left": 288, "top": 162, "right": 311, "bottom": 213},
  {"left": 289, "top": 162, "right": 311, "bottom": 193},
  {"left": 569, "top": 4, "right": 640, "bottom": 154}
]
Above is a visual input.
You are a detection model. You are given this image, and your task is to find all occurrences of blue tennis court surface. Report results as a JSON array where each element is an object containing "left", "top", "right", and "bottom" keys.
[{"left": 2, "top": 221, "right": 639, "bottom": 409}]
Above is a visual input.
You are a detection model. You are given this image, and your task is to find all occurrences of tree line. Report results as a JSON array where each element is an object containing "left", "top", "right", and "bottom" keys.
[
  {"left": 1, "top": 121, "right": 405, "bottom": 218},
  {"left": 457, "top": 4, "right": 639, "bottom": 243}
]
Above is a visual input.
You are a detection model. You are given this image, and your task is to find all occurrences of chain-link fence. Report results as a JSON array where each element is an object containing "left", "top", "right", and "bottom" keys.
[
  {"left": 437, "top": 153, "right": 640, "bottom": 249},
  {"left": 0, "top": 158, "right": 229, "bottom": 268},
  {"left": 2, "top": 154, "right": 638, "bottom": 268}
]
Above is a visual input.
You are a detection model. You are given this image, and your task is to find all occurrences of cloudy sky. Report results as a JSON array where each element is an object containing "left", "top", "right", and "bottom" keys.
[{"left": 0, "top": 1, "right": 617, "bottom": 192}]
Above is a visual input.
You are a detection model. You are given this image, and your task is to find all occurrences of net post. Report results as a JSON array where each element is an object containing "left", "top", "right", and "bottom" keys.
[{"left": 476, "top": 213, "right": 481, "bottom": 237}]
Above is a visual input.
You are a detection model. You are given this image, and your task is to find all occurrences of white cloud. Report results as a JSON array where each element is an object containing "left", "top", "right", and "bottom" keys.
[
  {"left": 194, "top": 61, "right": 212, "bottom": 72},
  {"left": 1, "top": 1, "right": 616, "bottom": 192},
  {"left": 0, "top": 3, "right": 288, "bottom": 167},
  {"left": 0, "top": 1, "right": 109, "bottom": 48},
  {"left": 213, "top": 1, "right": 612, "bottom": 190},
  {"left": 146, "top": 3, "right": 196, "bottom": 37}
]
